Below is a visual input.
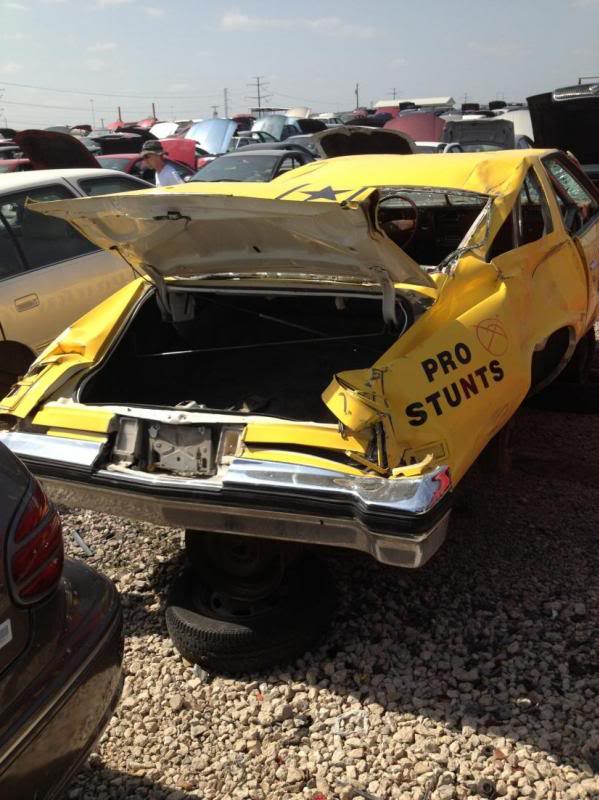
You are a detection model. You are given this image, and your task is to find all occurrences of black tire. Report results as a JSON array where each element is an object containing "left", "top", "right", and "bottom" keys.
[
  {"left": 166, "top": 553, "right": 336, "bottom": 674},
  {"left": 560, "top": 328, "right": 596, "bottom": 384}
]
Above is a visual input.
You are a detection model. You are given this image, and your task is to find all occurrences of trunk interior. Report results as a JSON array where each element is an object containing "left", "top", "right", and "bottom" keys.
[{"left": 80, "top": 289, "right": 408, "bottom": 422}]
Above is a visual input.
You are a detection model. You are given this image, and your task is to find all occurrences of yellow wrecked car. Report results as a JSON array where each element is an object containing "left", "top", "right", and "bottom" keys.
[{"left": 1, "top": 150, "right": 598, "bottom": 671}]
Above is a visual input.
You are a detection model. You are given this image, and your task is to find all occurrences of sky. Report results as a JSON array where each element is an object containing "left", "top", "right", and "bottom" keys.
[{"left": 1, "top": 0, "right": 598, "bottom": 129}]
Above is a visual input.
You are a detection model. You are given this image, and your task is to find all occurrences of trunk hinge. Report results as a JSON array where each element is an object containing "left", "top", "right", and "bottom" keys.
[
  {"left": 140, "top": 262, "right": 172, "bottom": 319},
  {"left": 370, "top": 266, "right": 398, "bottom": 329},
  {"left": 108, "top": 246, "right": 177, "bottom": 321}
]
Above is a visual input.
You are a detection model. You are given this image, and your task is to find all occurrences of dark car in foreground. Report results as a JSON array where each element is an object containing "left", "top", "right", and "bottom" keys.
[
  {"left": 0, "top": 442, "right": 122, "bottom": 798},
  {"left": 190, "top": 148, "right": 315, "bottom": 182}
]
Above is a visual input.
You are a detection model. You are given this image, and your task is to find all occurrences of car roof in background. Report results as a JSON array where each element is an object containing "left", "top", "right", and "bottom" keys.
[
  {"left": 0, "top": 167, "right": 144, "bottom": 191},
  {"left": 97, "top": 154, "right": 139, "bottom": 159},
  {"left": 217, "top": 149, "right": 303, "bottom": 158}
]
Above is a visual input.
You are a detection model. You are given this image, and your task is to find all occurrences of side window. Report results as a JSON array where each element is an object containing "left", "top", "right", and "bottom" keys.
[
  {"left": 544, "top": 157, "right": 599, "bottom": 230},
  {"left": 488, "top": 169, "right": 552, "bottom": 259},
  {"left": 0, "top": 211, "right": 26, "bottom": 280},
  {"left": 518, "top": 169, "right": 553, "bottom": 245},
  {"left": 78, "top": 176, "right": 147, "bottom": 196},
  {"left": 0, "top": 184, "right": 98, "bottom": 271}
]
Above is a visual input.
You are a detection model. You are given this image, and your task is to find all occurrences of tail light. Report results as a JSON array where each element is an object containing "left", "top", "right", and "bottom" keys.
[
  {"left": 195, "top": 157, "right": 210, "bottom": 170},
  {"left": 9, "top": 478, "right": 64, "bottom": 605}
]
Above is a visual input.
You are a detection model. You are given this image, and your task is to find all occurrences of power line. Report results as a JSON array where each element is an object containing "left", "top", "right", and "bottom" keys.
[
  {"left": 247, "top": 76, "right": 271, "bottom": 117},
  {"left": 0, "top": 79, "right": 223, "bottom": 100}
]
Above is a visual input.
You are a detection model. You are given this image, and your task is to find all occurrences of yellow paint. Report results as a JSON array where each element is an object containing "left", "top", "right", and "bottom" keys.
[
  {"left": 33, "top": 403, "right": 115, "bottom": 433},
  {"left": 244, "top": 421, "right": 370, "bottom": 454},
  {"left": 240, "top": 446, "right": 364, "bottom": 476}
]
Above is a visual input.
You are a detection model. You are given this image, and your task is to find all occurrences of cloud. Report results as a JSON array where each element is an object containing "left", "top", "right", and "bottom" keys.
[
  {"left": 389, "top": 57, "right": 408, "bottom": 68},
  {"left": 84, "top": 58, "right": 105, "bottom": 70},
  {"left": 3, "top": 2, "right": 27, "bottom": 9},
  {"left": 143, "top": 5, "right": 164, "bottom": 16},
  {"left": 87, "top": 41, "right": 117, "bottom": 52},
  {"left": 0, "top": 61, "right": 23, "bottom": 74},
  {"left": 40, "top": 0, "right": 68, "bottom": 4},
  {"left": 95, "top": 0, "right": 133, "bottom": 7},
  {"left": 468, "top": 40, "right": 528, "bottom": 58},
  {"left": 570, "top": 0, "right": 599, "bottom": 6},
  {"left": 2, "top": 31, "right": 26, "bottom": 39},
  {"left": 220, "top": 11, "right": 377, "bottom": 38}
]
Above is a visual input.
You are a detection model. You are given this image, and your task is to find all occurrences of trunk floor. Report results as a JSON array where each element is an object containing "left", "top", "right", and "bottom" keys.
[{"left": 83, "top": 337, "right": 391, "bottom": 422}]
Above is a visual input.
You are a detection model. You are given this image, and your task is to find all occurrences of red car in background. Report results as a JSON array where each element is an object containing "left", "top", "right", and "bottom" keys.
[{"left": 384, "top": 111, "right": 446, "bottom": 142}]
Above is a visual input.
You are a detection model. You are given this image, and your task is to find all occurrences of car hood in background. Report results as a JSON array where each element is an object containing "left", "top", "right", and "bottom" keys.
[
  {"left": 15, "top": 129, "right": 100, "bottom": 169},
  {"left": 527, "top": 85, "right": 599, "bottom": 165},
  {"left": 27, "top": 190, "right": 435, "bottom": 289},
  {"left": 384, "top": 112, "right": 446, "bottom": 143},
  {"left": 442, "top": 119, "right": 515, "bottom": 148},
  {"left": 150, "top": 121, "right": 179, "bottom": 139},
  {"left": 252, "top": 115, "right": 286, "bottom": 140},
  {"left": 159, "top": 138, "right": 197, "bottom": 169},
  {"left": 306, "top": 125, "right": 416, "bottom": 158},
  {"left": 90, "top": 132, "right": 146, "bottom": 155},
  {"left": 184, "top": 119, "right": 238, "bottom": 155}
]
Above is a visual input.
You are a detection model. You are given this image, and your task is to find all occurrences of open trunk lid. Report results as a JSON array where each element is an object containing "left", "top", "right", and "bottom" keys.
[
  {"left": 28, "top": 191, "right": 435, "bottom": 289},
  {"left": 184, "top": 119, "right": 237, "bottom": 155},
  {"left": 442, "top": 118, "right": 515, "bottom": 149},
  {"left": 15, "top": 129, "right": 100, "bottom": 169},
  {"left": 300, "top": 125, "right": 416, "bottom": 157},
  {"left": 527, "top": 85, "right": 599, "bottom": 165}
]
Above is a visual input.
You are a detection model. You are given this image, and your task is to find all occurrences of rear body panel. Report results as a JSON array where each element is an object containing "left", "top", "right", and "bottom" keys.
[{"left": 0, "top": 560, "right": 122, "bottom": 800}]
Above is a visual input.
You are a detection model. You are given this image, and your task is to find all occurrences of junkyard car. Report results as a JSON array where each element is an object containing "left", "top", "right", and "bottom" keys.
[
  {"left": 1, "top": 150, "right": 598, "bottom": 671},
  {"left": 0, "top": 169, "right": 151, "bottom": 393},
  {"left": 0, "top": 442, "right": 122, "bottom": 797}
]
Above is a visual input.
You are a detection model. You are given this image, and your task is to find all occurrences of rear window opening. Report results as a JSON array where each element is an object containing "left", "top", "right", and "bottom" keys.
[{"left": 377, "top": 188, "right": 488, "bottom": 267}]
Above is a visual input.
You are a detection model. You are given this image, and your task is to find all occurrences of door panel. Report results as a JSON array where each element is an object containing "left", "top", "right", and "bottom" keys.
[
  {"left": 574, "top": 219, "right": 599, "bottom": 324},
  {"left": 3, "top": 252, "right": 131, "bottom": 352},
  {"left": 0, "top": 183, "right": 132, "bottom": 352}
]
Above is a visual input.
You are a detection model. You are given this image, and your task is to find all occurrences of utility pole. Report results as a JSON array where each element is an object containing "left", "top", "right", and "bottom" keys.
[
  {"left": 223, "top": 87, "right": 229, "bottom": 118},
  {"left": 390, "top": 88, "right": 397, "bottom": 100},
  {"left": 100, "top": 117, "right": 105, "bottom": 128},
  {"left": 211, "top": 105, "right": 219, "bottom": 118},
  {"left": 247, "top": 76, "right": 271, "bottom": 117},
  {"left": 151, "top": 101, "right": 156, "bottom": 119},
  {"left": 90, "top": 98, "right": 96, "bottom": 128},
  {"left": 354, "top": 83, "right": 360, "bottom": 109},
  {"left": 117, "top": 105, "right": 123, "bottom": 122}
]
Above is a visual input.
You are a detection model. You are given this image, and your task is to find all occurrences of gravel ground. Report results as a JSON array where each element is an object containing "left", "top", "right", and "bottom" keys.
[{"left": 61, "top": 390, "right": 599, "bottom": 800}]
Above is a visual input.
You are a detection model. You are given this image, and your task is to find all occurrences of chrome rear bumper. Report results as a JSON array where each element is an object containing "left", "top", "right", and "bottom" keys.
[{"left": 0, "top": 431, "right": 452, "bottom": 568}]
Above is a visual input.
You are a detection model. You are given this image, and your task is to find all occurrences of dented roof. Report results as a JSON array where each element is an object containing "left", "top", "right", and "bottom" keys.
[{"left": 154, "top": 149, "right": 556, "bottom": 200}]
